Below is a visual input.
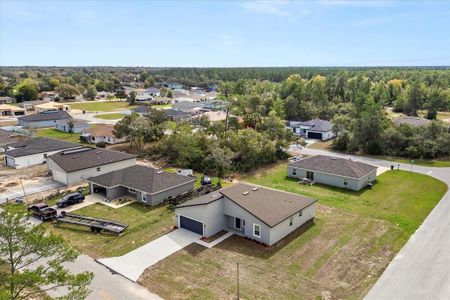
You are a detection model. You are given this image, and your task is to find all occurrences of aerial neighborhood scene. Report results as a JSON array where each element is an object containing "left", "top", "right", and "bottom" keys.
[{"left": 1, "top": 0, "right": 450, "bottom": 300}]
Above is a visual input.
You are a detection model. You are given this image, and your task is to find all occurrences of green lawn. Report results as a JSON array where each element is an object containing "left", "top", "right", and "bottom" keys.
[
  {"left": 36, "top": 128, "right": 81, "bottom": 144},
  {"left": 93, "top": 113, "right": 127, "bottom": 120},
  {"left": 243, "top": 163, "right": 447, "bottom": 235},
  {"left": 43, "top": 203, "right": 174, "bottom": 258},
  {"left": 70, "top": 101, "right": 134, "bottom": 112}
]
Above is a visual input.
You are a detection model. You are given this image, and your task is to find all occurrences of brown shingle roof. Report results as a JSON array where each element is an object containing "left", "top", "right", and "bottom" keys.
[
  {"left": 84, "top": 124, "right": 115, "bottom": 137},
  {"left": 87, "top": 165, "right": 196, "bottom": 195},
  {"left": 178, "top": 183, "right": 317, "bottom": 228},
  {"left": 48, "top": 147, "right": 136, "bottom": 172},
  {"left": 289, "top": 155, "right": 377, "bottom": 179}
]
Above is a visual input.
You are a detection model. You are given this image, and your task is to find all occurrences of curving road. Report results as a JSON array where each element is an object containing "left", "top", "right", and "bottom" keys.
[{"left": 300, "top": 147, "right": 450, "bottom": 300}]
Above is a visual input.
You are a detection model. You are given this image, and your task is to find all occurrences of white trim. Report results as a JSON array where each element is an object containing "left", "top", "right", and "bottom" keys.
[{"left": 253, "top": 223, "right": 261, "bottom": 238}]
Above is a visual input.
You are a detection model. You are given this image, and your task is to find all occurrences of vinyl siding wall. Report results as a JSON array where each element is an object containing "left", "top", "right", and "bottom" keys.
[
  {"left": 287, "top": 165, "right": 376, "bottom": 191},
  {"left": 145, "top": 181, "right": 195, "bottom": 206},
  {"left": 19, "top": 119, "right": 67, "bottom": 129},
  {"left": 48, "top": 158, "right": 136, "bottom": 185}
]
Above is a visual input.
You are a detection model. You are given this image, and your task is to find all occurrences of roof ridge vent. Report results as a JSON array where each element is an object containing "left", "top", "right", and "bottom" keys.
[{"left": 242, "top": 191, "right": 249, "bottom": 195}]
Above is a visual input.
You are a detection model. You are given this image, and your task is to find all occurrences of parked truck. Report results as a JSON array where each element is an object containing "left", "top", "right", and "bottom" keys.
[{"left": 27, "top": 203, "right": 57, "bottom": 221}]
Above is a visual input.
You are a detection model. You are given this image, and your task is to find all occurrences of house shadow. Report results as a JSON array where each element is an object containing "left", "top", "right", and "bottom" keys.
[{"left": 213, "top": 219, "right": 317, "bottom": 259}]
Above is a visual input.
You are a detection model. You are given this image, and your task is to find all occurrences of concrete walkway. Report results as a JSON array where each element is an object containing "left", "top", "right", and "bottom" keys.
[
  {"left": 300, "top": 148, "right": 450, "bottom": 300},
  {"left": 98, "top": 229, "right": 202, "bottom": 282}
]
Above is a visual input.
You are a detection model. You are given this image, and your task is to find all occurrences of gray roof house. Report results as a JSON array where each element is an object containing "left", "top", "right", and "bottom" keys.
[
  {"left": 3, "top": 138, "right": 80, "bottom": 169},
  {"left": 164, "top": 108, "right": 192, "bottom": 122},
  {"left": 18, "top": 111, "right": 72, "bottom": 129},
  {"left": 47, "top": 147, "right": 136, "bottom": 185},
  {"left": 55, "top": 118, "right": 90, "bottom": 133},
  {"left": 287, "top": 155, "right": 377, "bottom": 191},
  {"left": 288, "top": 119, "right": 334, "bottom": 140},
  {"left": 87, "top": 165, "right": 196, "bottom": 206},
  {"left": 175, "top": 183, "right": 317, "bottom": 246}
]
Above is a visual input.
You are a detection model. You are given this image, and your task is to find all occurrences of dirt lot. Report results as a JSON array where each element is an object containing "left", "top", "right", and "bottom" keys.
[
  {"left": 0, "top": 164, "right": 49, "bottom": 193},
  {"left": 139, "top": 204, "right": 403, "bottom": 299}
]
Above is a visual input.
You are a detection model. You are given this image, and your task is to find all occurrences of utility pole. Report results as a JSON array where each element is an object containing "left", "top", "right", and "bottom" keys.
[
  {"left": 19, "top": 178, "right": 27, "bottom": 203},
  {"left": 236, "top": 262, "right": 240, "bottom": 300}
]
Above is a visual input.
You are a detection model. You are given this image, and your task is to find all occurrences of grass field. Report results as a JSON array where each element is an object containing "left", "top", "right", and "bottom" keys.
[
  {"left": 43, "top": 203, "right": 174, "bottom": 258},
  {"left": 139, "top": 165, "right": 446, "bottom": 299},
  {"left": 70, "top": 101, "right": 134, "bottom": 112},
  {"left": 93, "top": 113, "right": 127, "bottom": 120},
  {"left": 36, "top": 128, "right": 81, "bottom": 143}
]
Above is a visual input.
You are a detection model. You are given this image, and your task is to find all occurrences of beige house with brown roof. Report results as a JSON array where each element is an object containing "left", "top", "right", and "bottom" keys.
[
  {"left": 81, "top": 124, "right": 126, "bottom": 144},
  {"left": 0, "top": 104, "right": 25, "bottom": 116}
]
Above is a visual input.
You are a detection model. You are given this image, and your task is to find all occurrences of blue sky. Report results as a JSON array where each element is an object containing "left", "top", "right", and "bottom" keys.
[{"left": 1, "top": 0, "right": 449, "bottom": 67}]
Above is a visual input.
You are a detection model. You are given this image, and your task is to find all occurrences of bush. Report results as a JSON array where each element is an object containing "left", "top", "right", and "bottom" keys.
[{"left": 96, "top": 142, "right": 106, "bottom": 148}]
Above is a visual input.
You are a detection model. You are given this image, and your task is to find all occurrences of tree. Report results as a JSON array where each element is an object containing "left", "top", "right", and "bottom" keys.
[
  {"left": 56, "top": 84, "right": 79, "bottom": 101},
  {"left": 67, "top": 118, "right": 75, "bottom": 134},
  {"left": 85, "top": 85, "right": 97, "bottom": 100},
  {"left": 205, "top": 147, "right": 233, "bottom": 179},
  {"left": 0, "top": 211, "right": 93, "bottom": 300},
  {"left": 404, "top": 78, "right": 424, "bottom": 116},
  {"left": 115, "top": 89, "right": 127, "bottom": 99},
  {"left": 14, "top": 80, "right": 38, "bottom": 102},
  {"left": 424, "top": 87, "right": 443, "bottom": 120},
  {"left": 128, "top": 91, "right": 136, "bottom": 105}
]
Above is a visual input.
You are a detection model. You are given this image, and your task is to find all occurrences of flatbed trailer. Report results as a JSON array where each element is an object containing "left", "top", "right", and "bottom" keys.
[{"left": 56, "top": 212, "right": 128, "bottom": 235}]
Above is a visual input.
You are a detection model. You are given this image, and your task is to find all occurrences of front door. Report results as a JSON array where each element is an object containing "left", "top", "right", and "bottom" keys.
[{"left": 235, "top": 217, "right": 241, "bottom": 229}]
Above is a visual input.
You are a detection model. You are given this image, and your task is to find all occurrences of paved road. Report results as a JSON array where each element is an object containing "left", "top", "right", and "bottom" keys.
[
  {"left": 301, "top": 148, "right": 450, "bottom": 300},
  {"left": 0, "top": 180, "right": 64, "bottom": 204},
  {"left": 45, "top": 254, "right": 162, "bottom": 300}
]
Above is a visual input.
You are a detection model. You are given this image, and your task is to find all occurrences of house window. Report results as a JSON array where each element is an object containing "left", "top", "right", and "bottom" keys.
[
  {"left": 292, "top": 168, "right": 297, "bottom": 176},
  {"left": 289, "top": 217, "right": 293, "bottom": 226},
  {"left": 253, "top": 224, "right": 261, "bottom": 238},
  {"left": 298, "top": 210, "right": 303, "bottom": 217},
  {"left": 306, "top": 171, "right": 314, "bottom": 180},
  {"left": 344, "top": 179, "right": 348, "bottom": 186},
  {"left": 97, "top": 167, "right": 101, "bottom": 171},
  {"left": 43, "top": 154, "right": 48, "bottom": 158},
  {"left": 128, "top": 188, "right": 136, "bottom": 194}
]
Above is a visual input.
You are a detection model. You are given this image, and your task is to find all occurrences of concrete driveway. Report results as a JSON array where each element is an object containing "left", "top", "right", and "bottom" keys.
[
  {"left": 98, "top": 229, "right": 202, "bottom": 282},
  {"left": 300, "top": 148, "right": 450, "bottom": 300}
]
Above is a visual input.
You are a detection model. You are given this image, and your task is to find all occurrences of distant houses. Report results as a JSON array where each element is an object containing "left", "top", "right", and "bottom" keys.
[
  {"left": 55, "top": 119, "right": 90, "bottom": 133},
  {"left": 0, "top": 104, "right": 26, "bottom": 116},
  {"left": 0, "top": 96, "right": 15, "bottom": 104}
]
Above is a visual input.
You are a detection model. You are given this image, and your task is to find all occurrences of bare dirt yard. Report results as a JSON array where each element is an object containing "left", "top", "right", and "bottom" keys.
[
  {"left": 0, "top": 164, "right": 49, "bottom": 194},
  {"left": 139, "top": 205, "right": 403, "bottom": 300}
]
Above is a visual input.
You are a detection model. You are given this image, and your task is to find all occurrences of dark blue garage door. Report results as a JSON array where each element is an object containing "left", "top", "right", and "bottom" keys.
[
  {"left": 180, "top": 215, "right": 203, "bottom": 235},
  {"left": 307, "top": 132, "right": 323, "bottom": 139}
]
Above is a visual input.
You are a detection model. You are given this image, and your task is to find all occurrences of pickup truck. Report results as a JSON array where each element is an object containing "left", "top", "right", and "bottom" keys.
[
  {"left": 28, "top": 203, "right": 57, "bottom": 221},
  {"left": 56, "top": 192, "right": 85, "bottom": 208}
]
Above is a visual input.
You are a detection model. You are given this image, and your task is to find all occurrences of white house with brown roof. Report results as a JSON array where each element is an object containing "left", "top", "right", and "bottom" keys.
[
  {"left": 287, "top": 155, "right": 377, "bottom": 191},
  {"left": 175, "top": 183, "right": 317, "bottom": 246},
  {"left": 81, "top": 124, "right": 125, "bottom": 144}
]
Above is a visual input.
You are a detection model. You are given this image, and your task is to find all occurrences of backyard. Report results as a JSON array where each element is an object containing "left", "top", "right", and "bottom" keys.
[
  {"left": 43, "top": 202, "right": 175, "bottom": 258},
  {"left": 36, "top": 128, "right": 81, "bottom": 144},
  {"left": 138, "top": 165, "right": 446, "bottom": 299},
  {"left": 70, "top": 101, "right": 134, "bottom": 112}
]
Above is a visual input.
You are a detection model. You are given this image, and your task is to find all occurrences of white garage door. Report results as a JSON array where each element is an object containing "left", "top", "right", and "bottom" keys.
[{"left": 52, "top": 170, "right": 67, "bottom": 184}]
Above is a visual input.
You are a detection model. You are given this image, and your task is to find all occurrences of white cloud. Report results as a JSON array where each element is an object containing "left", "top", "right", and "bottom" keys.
[
  {"left": 353, "top": 17, "right": 387, "bottom": 27},
  {"left": 240, "top": 0, "right": 292, "bottom": 16},
  {"left": 316, "top": 0, "right": 394, "bottom": 7}
]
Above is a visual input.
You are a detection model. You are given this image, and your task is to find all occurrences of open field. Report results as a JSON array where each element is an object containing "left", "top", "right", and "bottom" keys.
[
  {"left": 43, "top": 203, "right": 175, "bottom": 258},
  {"left": 93, "top": 113, "right": 127, "bottom": 120},
  {"left": 36, "top": 128, "right": 81, "bottom": 143},
  {"left": 70, "top": 101, "right": 134, "bottom": 112},
  {"left": 138, "top": 165, "right": 446, "bottom": 299}
]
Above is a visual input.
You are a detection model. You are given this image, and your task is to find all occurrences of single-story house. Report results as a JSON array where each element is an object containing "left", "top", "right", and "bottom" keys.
[
  {"left": 0, "top": 128, "right": 28, "bottom": 151},
  {"left": 0, "top": 104, "right": 26, "bottom": 116},
  {"left": 47, "top": 147, "right": 136, "bottom": 185},
  {"left": 287, "top": 155, "right": 377, "bottom": 191},
  {"left": 18, "top": 111, "right": 72, "bottom": 129},
  {"left": 393, "top": 116, "right": 430, "bottom": 127},
  {"left": 288, "top": 119, "right": 334, "bottom": 140},
  {"left": 81, "top": 124, "right": 125, "bottom": 144},
  {"left": 87, "top": 165, "right": 196, "bottom": 205},
  {"left": 164, "top": 108, "right": 192, "bottom": 122},
  {"left": 147, "top": 87, "right": 160, "bottom": 97},
  {"left": 38, "top": 91, "right": 57, "bottom": 101},
  {"left": 175, "top": 183, "right": 317, "bottom": 246},
  {"left": 0, "top": 96, "right": 15, "bottom": 104},
  {"left": 132, "top": 106, "right": 149, "bottom": 115},
  {"left": 3, "top": 138, "right": 80, "bottom": 169},
  {"left": 35, "top": 102, "right": 70, "bottom": 113},
  {"left": 55, "top": 118, "right": 90, "bottom": 133},
  {"left": 19, "top": 100, "right": 48, "bottom": 111}
]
